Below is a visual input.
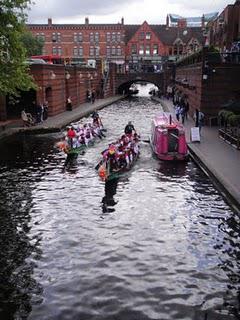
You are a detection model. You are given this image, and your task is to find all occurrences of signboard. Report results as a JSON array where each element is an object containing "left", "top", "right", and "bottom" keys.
[{"left": 191, "top": 127, "right": 200, "bottom": 142}]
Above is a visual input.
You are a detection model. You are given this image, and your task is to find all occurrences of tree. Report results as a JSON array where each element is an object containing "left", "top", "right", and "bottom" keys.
[
  {"left": 20, "top": 30, "right": 44, "bottom": 57},
  {"left": 0, "top": 0, "right": 36, "bottom": 97}
]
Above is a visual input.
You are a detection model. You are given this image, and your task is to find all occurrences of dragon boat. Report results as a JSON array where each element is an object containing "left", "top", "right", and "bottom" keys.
[{"left": 97, "top": 132, "right": 140, "bottom": 182}]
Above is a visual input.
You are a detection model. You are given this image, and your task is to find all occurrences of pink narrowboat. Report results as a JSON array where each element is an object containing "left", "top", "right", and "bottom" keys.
[{"left": 150, "top": 112, "right": 188, "bottom": 161}]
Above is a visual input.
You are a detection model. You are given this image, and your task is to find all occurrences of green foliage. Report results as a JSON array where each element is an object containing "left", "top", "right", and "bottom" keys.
[
  {"left": 208, "top": 46, "right": 220, "bottom": 53},
  {"left": 228, "top": 115, "right": 240, "bottom": 127},
  {"left": 0, "top": 0, "right": 37, "bottom": 96},
  {"left": 20, "top": 29, "right": 44, "bottom": 56},
  {"left": 218, "top": 110, "right": 234, "bottom": 121}
]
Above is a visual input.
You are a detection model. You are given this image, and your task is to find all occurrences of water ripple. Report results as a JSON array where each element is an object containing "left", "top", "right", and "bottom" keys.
[{"left": 0, "top": 94, "right": 239, "bottom": 320}]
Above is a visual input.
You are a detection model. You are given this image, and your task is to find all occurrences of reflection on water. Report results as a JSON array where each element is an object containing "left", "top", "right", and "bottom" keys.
[
  {"left": 0, "top": 92, "right": 239, "bottom": 320},
  {"left": 102, "top": 179, "right": 119, "bottom": 213}
]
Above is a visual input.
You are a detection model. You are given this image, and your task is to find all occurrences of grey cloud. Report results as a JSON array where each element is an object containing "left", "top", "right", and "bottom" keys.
[
  {"left": 168, "top": 0, "right": 234, "bottom": 13},
  {"left": 28, "top": 0, "right": 140, "bottom": 22}
]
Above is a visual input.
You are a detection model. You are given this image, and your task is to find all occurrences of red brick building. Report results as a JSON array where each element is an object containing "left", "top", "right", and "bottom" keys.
[
  {"left": 208, "top": 0, "right": 240, "bottom": 51},
  {"left": 28, "top": 17, "right": 205, "bottom": 70}
]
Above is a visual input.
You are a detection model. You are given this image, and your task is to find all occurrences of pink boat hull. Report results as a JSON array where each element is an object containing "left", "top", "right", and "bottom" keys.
[{"left": 150, "top": 112, "right": 188, "bottom": 161}]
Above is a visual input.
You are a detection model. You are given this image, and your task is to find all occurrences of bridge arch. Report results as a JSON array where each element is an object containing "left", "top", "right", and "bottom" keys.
[
  {"left": 115, "top": 72, "right": 164, "bottom": 94},
  {"left": 117, "top": 79, "right": 161, "bottom": 94}
]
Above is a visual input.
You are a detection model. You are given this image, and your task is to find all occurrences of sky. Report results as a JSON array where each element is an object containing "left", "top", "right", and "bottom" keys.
[{"left": 27, "top": 0, "right": 235, "bottom": 25}]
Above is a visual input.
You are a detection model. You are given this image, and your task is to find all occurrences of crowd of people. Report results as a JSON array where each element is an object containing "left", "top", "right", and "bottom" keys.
[
  {"left": 166, "top": 85, "right": 205, "bottom": 132},
  {"left": 174, "top": 100, "right": 189, "bottom": 124},
  {"left": 98, "top": 122, "right": 140, "bottom": 181}
]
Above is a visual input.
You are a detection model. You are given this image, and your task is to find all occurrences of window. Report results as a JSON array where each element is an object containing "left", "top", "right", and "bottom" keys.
[
  {"left": 57, "top": 33, "right": 61, "bottom": 42},
  {"left": 52, "top": 46, "right": 57, "bottom": 54},
  {"left": 74, "top": 33, "right": 83, "bottom": 42},
  {"left": 89, "top": 46, "right": 94, "bottom": 56},
  {"left": 169, "top": 47, "right": 173, "bottom": 55},
  {"left": 146, "top": 32, "right": 151, "bottom": 40},
  {"left": 57, "top": 47, "right": 62, "bottom": 55},
  {"left": 111, "top": 46, "right": 116, "bottom": 55},
  {"left": 117, "top": 32, "right": 121, "bottom": 42},
  {"left": 117, "top": 46, "right": 122, "bottom": 56},
  {"left": 95, "top": 32, "right": 99, "bottom": 43},
  {"left": 73, "top": 47, "right": 78, "bottom": 56},
  {"left": 74, "top": 33, "right": 78, "bottom": 42},
  {"left": 106, "top": 32, "right": 111, "bottom": 42},
  {"left": 139, "top": 32, "right": 145, "bottom": 40},
  {"left": 37, "top": 33, "right": 45, "bottom": 41},
  {"left": 139, "top": 45, "right": 144, "bottom": 55},
  {"left": 78, "top": 33, "right": 83, "bottom": 42},
  {"left": 145, "top": 45, "right": 150, "bottom": 55},
  {"left": 79, "top": 47, "right": 83, "bottom": 56},
  {"left": 89, "top": 32, "right": 94, "bottom": 42},
  {"left": 52, "top": 33, "right": 57, "bottom": 42},
  {"left": 131, "top": 44, "right": 137, "bottom": 54},
  {"left": 112, "top": 32, "right": 116, "bottom": 42},
  {"left": 95, "top": 46, "right": 99, "bottom": 56},
  {"left": 153, "top": 44, "right": 158, "bottom": 55},
  {"left": 106, "top": 46, "right": 111, "bottom": 56}
]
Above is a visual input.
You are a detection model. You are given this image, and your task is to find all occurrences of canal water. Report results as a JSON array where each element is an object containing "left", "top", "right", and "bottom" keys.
[{"left": 0, "top": 86, "right": 239, "bottom": 320}]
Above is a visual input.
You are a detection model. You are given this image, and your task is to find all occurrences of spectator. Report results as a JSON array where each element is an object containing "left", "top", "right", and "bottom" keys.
[
  {"left": 66, "top": 97, "right": 72, "bottom": 111},
  {"left": 43, "top": 101, "right": 48, "bottom": 120},
  {"left": 91, "top": 90, "right": 95, "bottom": 104}
]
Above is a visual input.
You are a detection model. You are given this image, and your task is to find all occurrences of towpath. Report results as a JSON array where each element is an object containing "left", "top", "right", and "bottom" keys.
[{"left": 157, "top": 97, "right": 240, "bottom": 211}]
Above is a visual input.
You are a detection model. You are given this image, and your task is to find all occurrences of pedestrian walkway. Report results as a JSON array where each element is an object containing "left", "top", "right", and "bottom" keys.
[
  {"left": 0, "top": 95, "right": 124, "bottom": 141},
  {"left": 159, "top": 97, "right": 240, "bottom": 211}
]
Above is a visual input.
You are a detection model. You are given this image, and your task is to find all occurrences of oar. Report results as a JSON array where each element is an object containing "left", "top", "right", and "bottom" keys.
[{"left": 95, "top": 160, "right": 103, "bottom": 170}]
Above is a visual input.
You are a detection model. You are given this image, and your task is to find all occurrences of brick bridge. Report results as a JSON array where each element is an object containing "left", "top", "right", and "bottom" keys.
[{"left": 115, "top": 72, "right": 164, "bottom": 94}]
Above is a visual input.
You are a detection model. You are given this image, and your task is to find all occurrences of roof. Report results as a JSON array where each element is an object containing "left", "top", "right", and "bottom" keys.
[
  {"left": 124, "top": 24, "right": 204, "bottom": 45},
  {"left": 28, "top": 23, "right": 124, "bottom": 29},
  {"left": 124, "top": 24, "right": 140, "bottom": 42}
]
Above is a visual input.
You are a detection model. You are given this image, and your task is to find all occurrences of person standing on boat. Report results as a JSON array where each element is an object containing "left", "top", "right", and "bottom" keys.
[
  {"left": 124, "top": 121, "right": 135, "bottom": 135},
  {"left": 106, "top": 145, "right": 119, "bottom": 173}
]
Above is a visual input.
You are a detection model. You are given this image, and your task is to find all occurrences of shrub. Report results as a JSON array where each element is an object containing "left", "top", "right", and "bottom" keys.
[{"left": 228, "top": 115, "right": 240, "bottom": 127}]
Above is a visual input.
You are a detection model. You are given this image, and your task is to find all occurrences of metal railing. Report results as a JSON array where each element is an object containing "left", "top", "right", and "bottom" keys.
[{"left": 206, "top": 52, "right": 240, "bottom": 64}]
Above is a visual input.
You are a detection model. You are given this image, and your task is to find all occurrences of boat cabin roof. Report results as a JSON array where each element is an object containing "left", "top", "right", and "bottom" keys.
[{"left": 153, "top": 112, "right": 184, "bottom": 130}]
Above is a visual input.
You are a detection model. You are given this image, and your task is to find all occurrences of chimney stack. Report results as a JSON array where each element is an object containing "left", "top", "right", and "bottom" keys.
[
  {"left": 85, "top": 17, "right": 89, "bottom": 25},
  {"left": 48, "top": 18, "right": 52, "bottom": 26},
  {"left": 121, "top": 17, "right": 124, "bottom": 25}
]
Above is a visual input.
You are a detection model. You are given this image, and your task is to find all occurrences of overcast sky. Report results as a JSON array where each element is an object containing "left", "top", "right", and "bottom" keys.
[{"left": 27, "top": 0, "right": 235, "bottom": 24}]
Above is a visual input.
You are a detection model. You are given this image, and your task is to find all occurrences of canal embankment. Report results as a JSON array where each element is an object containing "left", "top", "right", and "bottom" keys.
[
  {"left": 0, "top": 95, "right": 124, "bottom": 141},
  {"left": 154, "top": 96, "right": 240, "bottom": 212}
]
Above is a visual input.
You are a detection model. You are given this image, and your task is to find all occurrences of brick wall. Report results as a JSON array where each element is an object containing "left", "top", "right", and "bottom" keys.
[
  {"left": 29, "top": 60, "right": 116, "bottom": 116},
  {"left": 174, "top": 61, "right": 240, "bottom": 118}
]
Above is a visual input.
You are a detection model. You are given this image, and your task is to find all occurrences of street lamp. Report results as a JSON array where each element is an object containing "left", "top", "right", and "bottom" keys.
[
  {"left": 65, "top": 71, "right": 71, "bottom": 80},
  {"left": 49, "top": 70, "right": 56, "bottom": 80}
]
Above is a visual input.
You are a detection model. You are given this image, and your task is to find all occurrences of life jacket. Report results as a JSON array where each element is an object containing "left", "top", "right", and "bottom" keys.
[
  {"left": 99, "top": 164, "right": 107, "bottom": 181},
  {"left": 67, "top": 129, "right": 76, "bottom": 139}
]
